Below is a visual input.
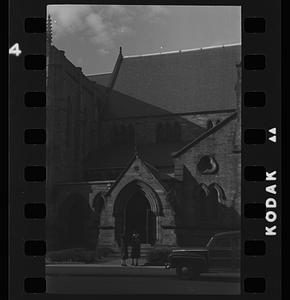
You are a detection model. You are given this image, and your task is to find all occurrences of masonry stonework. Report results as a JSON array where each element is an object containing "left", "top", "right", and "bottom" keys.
[{"left": 46, "top": 43, "right": 241, "bottom": 251}]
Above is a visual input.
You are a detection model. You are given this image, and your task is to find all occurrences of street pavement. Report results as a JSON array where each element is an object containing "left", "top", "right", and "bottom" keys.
[{"left": 46, "top": 262, "right": 240, "bottom": 294}]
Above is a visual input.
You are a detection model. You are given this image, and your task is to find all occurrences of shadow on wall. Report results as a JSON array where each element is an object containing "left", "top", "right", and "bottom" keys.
[
  {"left": 84, "top": 87, "right": 208, "bottom": 178},
  {"left": 47, "top": 193, "right": 100, "bottom": 251},
  {"left": 174, "top": 166, "right": 240, "bottom": 247}
]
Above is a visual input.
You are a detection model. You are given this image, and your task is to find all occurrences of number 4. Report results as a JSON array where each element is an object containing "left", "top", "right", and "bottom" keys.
[{"left": 9, "top": 43, "right": 22, "bottom": 57}]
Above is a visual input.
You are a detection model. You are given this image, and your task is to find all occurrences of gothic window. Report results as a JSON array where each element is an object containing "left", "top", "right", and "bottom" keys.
[
  {"left": 128, "top": 124, "right": 135, "bottom": 144},
  {"left": 93, "top": 192, "right": 105, "bottom": 215},
  {"left": 165, "top": 122, "right": 173, "bottom": 142},
  {"left": 173, "top": 122, "right": 181, "bottom": 141},
  {"left": 112, "top": 125, "right": 120, "bottom": 145},
  {"left": 110, "top": 125, "right": 116, "bottom": 144},
  {"left": 82, "top": 109, "right": 87, "bottom": 155},
  {"left": 156, "top": 123, "right": 164, "bottom": 143},
  {"left": 94, "top": 107, "right": 98, "bottom": 122},
  {"left": 65, "top": 96, "right": 72, "bottom": 147},
  {"left": 119, "top": 125, "right": 127, "bottom": 144},
  {"left": 207, "top": 185, "right": 219, "bottom": 222},
  {"left": 210, "top": 183, "right": 227, "bottom": 204},
  {"left": 90, "top": 129, "right": 96, "bottom": 150},
  {"left": 197, "top": 155, "right": 219, "bottom": 174},
  {"left": 197, "top": 184, "right": 208, "bottom": 222}
]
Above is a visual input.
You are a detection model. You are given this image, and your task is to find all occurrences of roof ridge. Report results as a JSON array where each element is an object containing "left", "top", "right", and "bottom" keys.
[
  {"left": 86, "top": 72, "right": 112, "bottom": 76},
  {"left": 123, "top": 43, "right": 241, "bottom": 59}
]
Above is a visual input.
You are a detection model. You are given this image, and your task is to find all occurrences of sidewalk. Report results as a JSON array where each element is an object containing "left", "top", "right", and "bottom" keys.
[
  {"left": 99, "top": 257, "right": 147, "bottom": 266},
  {"left": 46, "top": 262, "right": 240, "bottom": 279}
]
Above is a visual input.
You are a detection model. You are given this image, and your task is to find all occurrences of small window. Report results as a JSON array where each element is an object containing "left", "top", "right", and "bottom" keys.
[
  {"left": 156, "top": 123, "right": 165, "bottom": 143},
  {"left": 173, "top": 122, "right": 181, "bottom": 141},
  {"left": 210, "top": 236, "right": 232, "bottom": 248},
  {"left": 94, "top": 107, "right": 98, "bottom": 122},
  {"left": 65, "top": 96, "right": 72, "bottom": 148},
  {"left": 128, "top": 124, "right": 135, "bottom": 144},
  {"left": 165, "top": 122, "right": 172, "bottom": 141},
  {"left": 197, "top": 155, "right": 219, "bottom": 174}
]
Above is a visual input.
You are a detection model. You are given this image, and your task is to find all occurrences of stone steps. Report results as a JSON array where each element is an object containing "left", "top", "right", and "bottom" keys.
[{"left": 108, "top": 244, "right": 153, "bottom": 258}]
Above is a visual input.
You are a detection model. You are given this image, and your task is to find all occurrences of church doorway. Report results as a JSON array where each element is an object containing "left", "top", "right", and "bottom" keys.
[{"left": 124, "top": 191, "right": 155, "bottom": 244}]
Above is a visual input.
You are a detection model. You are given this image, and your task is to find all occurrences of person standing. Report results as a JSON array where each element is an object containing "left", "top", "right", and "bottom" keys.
[
  {"left": 120, "top": 232, "right": 129, "bottom": 266},
  {"left": 130, "top": 231, "right": 141, "bottom": 266}
]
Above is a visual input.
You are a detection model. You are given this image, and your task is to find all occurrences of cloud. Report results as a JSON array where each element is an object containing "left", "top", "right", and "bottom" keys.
[
  {"left": 102, "top": 5, "right": 128, "bottom": 16},
  {"left": 98, "top": 48, "right": 110, "bottom": 55},
  {"left": 48, "top": 5, "right": 135, "bottom": 48},
  {"left": 145, "top": 6, "right": 170, "bottom": 23},
  {"left": 85, "top": 13, "right": 112, "bottom": 46},
  {"left": 47, "top": 5, "right": 169, "bottom": 47},
  {"left": 47, "top": 5, "right": 92, "bottom": 37},
  {"left": 147, "top": 5, "right": 170, "bottom": 17}
]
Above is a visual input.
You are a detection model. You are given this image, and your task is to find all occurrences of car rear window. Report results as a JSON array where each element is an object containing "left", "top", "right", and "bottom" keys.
[{"left": 211, "top": 237, "right": 232, "bottom": 248}]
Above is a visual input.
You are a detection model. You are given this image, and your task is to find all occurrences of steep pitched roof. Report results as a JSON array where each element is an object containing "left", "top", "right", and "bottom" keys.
[
  {"left": 172, "top": 112, "right": 237, "bottom": 157},
  {"left": 143, "top": 161, "right": 178, "bottom": 190},
  {"left": 105, "top": 44, "right": 240, "bottom": 119},
  {"left": 106, "top": 152, "right": 173, "bottom": 195}
]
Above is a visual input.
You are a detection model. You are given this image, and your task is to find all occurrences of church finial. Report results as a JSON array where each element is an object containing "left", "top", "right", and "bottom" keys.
[
  {"left": 119, "top": 46, "right": 123, "bottom": 56},
  {"left": 134, "top": 144, "right": 139, "bottom": 158},
  {"left": 46, "top": 14, "right": 52, "bottom": 49}
]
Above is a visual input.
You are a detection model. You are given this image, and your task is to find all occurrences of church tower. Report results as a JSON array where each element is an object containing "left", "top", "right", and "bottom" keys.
[{"left": 46, "top": 14, "right": 52, "bottom": 55}]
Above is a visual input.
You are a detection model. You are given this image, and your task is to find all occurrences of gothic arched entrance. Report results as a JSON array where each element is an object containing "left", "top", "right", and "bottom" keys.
[
  {"left": 113, "top": 180, "right": 162, "bottom": 246},
  {"left": 124, "top": 190, "right": 155, "bottom": 244}
]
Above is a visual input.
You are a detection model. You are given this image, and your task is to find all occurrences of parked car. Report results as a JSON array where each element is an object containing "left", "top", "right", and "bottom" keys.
[{"left": 165, "top": 231, "right": 240, "bottom": 280}]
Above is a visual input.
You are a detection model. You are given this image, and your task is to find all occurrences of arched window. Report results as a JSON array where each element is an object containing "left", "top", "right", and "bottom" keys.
[
  {"left": 113, "top": 124, "right": 121, "bottom": 145},
  {"left": 207, "top": 185, "right": 219, "bottom": 222},
  {"left": 128, "top": 124, "right": 135, "bottom": 144},
  {"left": 110, "top": 125, "right": 116, "bottom": 144},
  {"left": 200, "top": 183, "right": 210, "bottom": 197},
  {"left": 210, "top": 183, "right": 227, "bottom": 205},
  {"left": 173, "top": 122, "right": 181, "bottom": 141},
  {"left": 156, "top": 123, "right": 164, "bottom": 143},
  {"left": 82, "top": 108, "right": 88, "bottom": 155},
  {"left": 90, "top": 129, "right": 96, "bottom": 150},
  {"left": 65, "top": 97, "right": 72, "bottom": 147},
  {"left": 93, "top": 192, "right": 105, "bottom": 214},
  {"left": 120, "top": 125, "right": 127, "bottom": 144},
  {"left": 165, "top": 122, "right": 173, "bottom": 142},
  {"left": 197, "top": 184, "right": 208, "bottom": 221}
]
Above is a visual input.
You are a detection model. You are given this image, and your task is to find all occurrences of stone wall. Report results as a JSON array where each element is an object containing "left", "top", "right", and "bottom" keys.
[
  {"left": 174, "top": 118, "right": 241, "bottom": 216},
  {"left": 46, "top": 46, "right": 101, "bottom": 187},
  {"left": 100, "top": 111, "right": 233, "bottom": 146}
]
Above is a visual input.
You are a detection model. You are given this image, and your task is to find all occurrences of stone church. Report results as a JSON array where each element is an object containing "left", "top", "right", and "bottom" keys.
[{"left": 46, "top": 23, "right": 241, "bottom": 251}]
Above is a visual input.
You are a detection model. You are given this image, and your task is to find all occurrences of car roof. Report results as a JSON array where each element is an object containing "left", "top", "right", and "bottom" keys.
[{"left": 212, "top": 231, "right": 241, "bottom": 238}]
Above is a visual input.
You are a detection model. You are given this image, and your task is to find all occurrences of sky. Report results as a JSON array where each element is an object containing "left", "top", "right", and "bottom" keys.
[{"left": 47, "top": 5, "right": 241, "bottom": 75}]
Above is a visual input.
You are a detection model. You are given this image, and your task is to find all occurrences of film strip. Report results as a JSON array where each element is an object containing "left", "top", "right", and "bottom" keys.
[{"left": 9, "top": 0, "right": 281, "bottom": 298}]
